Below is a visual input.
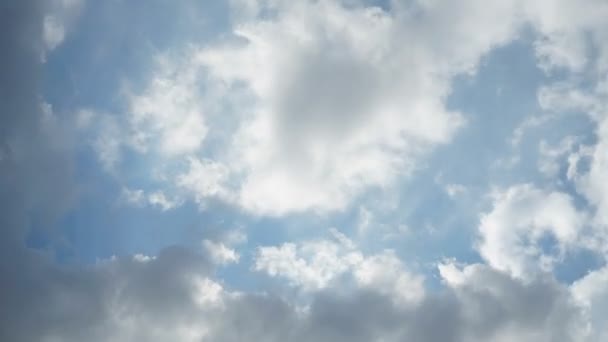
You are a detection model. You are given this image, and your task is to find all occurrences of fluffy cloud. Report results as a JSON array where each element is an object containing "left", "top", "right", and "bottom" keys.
[
  {"left": 254, "top": 230, "right": 425, "bottom": 304},
  {"left": 203, "top": 239, "right": 240, "bottom": 265},
  {"left": 537, "top": 77, "right": 608, "bottom": 253},
  {"left": 524, "top": 0, "right": 608, "bottom": 72},
  {"left": 254, "top": 230, "right": 363, "bottom": 290},
  {"left": 176, "top": 157, "right": 232, "bottom": 204},
  {"left": 478, "top": 184, "right": 587, "bottom": 279},
  {"left": 198, "top": 0, "right": 470, "bottom": 214},
  {"left": 101, "top": 0, "right": 550, "bottom": 216},
  {"left": 81, "top": 0, "right": 608, "bottom": 218},
  {"left": 127, "top": 53, "right": 210, "bottom": 156}
]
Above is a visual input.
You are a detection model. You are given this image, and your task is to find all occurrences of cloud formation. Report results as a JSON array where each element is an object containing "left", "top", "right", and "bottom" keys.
[
  {"left": 3, "top": 0, "right": 608, "bottom": 341},
  {"left": 478, "top": 184, "right": 586, "bottom": 279}
]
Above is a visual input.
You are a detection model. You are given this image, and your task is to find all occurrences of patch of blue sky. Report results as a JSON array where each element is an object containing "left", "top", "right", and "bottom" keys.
[{"left": 554, "top": 248, "right": 604, "bottom": 284}]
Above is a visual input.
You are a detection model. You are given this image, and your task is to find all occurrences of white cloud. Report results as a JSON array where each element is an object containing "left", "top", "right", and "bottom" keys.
[
  {"left": 64, "top": 0, "right": 608, "bottom": 221},
  {"left": 192, "top": 276, "right": 225, "bottom": 307},
  {"left": 254, "top": 231, "right": 424, "bottom": 304},
  {"left": 537, "top": 80, "right": 608, "bottom": 252},
  {"left": 83, "top": 0, "right": 608, "bottom": 219},
  {"left": 575, "top": 116, "right": 608, "bottom": 233},
  {"left": 571, "top": 266, "right": 608, "bottom": 341},
  {"left": 438, "top": 261, "right": 470, "bottom": 288},
  {"left": 128, "top": 53, "right": 209, "bottom": 156},
  {"left": 121, "top": 188, "right": 181, "bottom": 211},
  {"left": 524, "top": 0, "right": 608, "bottom": 73},
  {"left": 254, "top": 241, "right": 362, "bottom": 291},
  {"left": 132, "top": 253, "right": 154, "bottom": 263},
  {"left": 42, "top": 15, "right": 65, "bottom": 51},
  {"left": 203, "top": 240, "right": 240, "bottom": 265},
  {"left": 478, "top": 184, "right": 587, "bottom": 279},
  {"left": 195, "top": 0, "right": 527, "bottom": 215},
  {"left": 176, "top": 157, "right": 231, "bottom": 204},
  {"left": 105, "top": 0, "right": 547, "bottom": 216},
  {"left": 353, "top": 250, "right": 424, "bottom": 304},
  {"left": 148, "top": 191, "right": 181, "bottom": 211}
]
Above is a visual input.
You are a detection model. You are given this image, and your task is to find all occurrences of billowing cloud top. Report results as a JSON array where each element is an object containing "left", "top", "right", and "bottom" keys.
[{"left": 2, "top": 0, "right": 608, "bottom": 341}]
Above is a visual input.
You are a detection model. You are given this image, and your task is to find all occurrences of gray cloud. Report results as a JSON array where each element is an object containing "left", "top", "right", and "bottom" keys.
[
  {"left": 3, "top": 255, "right": 587, "bottom": 341},
  {"left": 0, "top": 0, "right": 76, "bottom": 242},
  {"left": 197, "top": 265, "right": 586, "bottom": 342}
]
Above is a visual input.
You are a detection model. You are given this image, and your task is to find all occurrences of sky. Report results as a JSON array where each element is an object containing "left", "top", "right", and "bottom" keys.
[{"left": 2, "top": 0, "right": 608, "bottom": 341}]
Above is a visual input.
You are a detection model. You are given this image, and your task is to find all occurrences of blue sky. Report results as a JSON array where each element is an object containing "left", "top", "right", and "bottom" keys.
[{"left": 3, "top": 0, "right": 608, "bottom": 341}]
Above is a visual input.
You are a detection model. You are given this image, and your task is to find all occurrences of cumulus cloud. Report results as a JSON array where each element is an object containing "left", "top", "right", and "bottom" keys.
[
  {"left": 176, "top": 157, "right": 232, "bottom": 204},
  {"left": 254, "top": 230, "right": 425, "bottom": 304},
  {"left": 203, "top": 239, "right": 240, "bottom": 265},
  {"left": 478, "top": 184, "right": 587, "bottom": 279},
  {"left": 198, "top": 0, "right": 466, "bottom": 214},
  {"left": 127, "top": 52, "right": 210, "bottom": 156},
  {"left": 94, "top": 0, "right": 558, "bottom": 216},
  {"left": 524, "top": 0, "right": 608, "bottom": 73},
  {"left": 537, "top": 77, "right": 608, "bottom": 253},
  {"left": 255, "top": 238, "right": 365, "bottom": 290},
  {"left": 78, "top": 0, "right": 608, "bottom": 218}
]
